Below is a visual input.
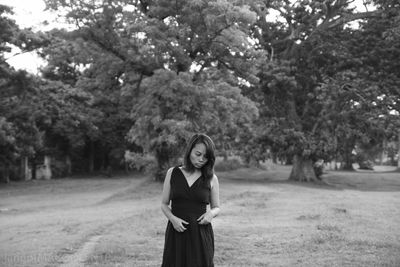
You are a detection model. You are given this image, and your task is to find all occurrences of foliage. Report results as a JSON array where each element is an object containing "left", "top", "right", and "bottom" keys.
[
  {"left": 38, "top": 0, "right": 260, "bottom": 179},
  {"left": 0, "top": 5, "right": 50, "bottom": 179},
  {"left": 124, "top": 151, "right": 156, "bottom": 174},
  {"left": 2, "top": 0, "right": 399, "bottom": 182},
  {"left": 214, "top": 157, "right": 244, "bottom": 172},
  {"left": 243, "top": 0, "right": 399, "bottom": 180},
  {"left": 127, "top": 69, "right": 258, "bottom": 180}
]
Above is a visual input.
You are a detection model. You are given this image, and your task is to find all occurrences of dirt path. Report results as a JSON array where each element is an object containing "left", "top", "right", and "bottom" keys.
[
  {"left": 58, "top": 235, "right": 103, "bottom": 267},
  {"left": 1, "top": 168, "right": 399, "bottom": 266},
  {"left": 0, "top": 175, "right": 159, "bottom": 267}
]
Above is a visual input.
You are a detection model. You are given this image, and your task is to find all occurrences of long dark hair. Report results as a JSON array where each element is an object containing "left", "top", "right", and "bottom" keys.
[{"left": 183, "top": 133, "right": 216, "bottom": 181}]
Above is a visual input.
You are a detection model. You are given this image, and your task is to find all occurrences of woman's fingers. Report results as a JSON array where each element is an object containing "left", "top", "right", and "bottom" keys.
[
  {"left": 175, "top": 219, "right": 189, "bottom": 232},
  {"left": 197, "top": 214, "right": 205, "bottom": 222},
  {"left": 180, "top": 220, "right": 189, "bottom": 231},
  {"left": 180, "top": 223, "right": 187, "bottom": 231},
  {"left": 197, "top": 212, "right": 211, "bottom": 224}
]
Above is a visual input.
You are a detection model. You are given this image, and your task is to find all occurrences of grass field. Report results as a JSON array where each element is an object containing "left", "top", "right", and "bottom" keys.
[{"left": 0, "top": 165, "right": 399, "bottom": 267}]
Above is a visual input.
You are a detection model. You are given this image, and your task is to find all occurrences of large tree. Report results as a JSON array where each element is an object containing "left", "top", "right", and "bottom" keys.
[
  {"left": 245, "top": 0, "right": 390, "bottom": 181},
  {"left": 36, "top": 0, "right": 400, "bottom": 181},
  {"left": 128, "top": 69, "right": 258, "bottom": 180},
  {"left": 42, "top": 0, "right": 260, "bottom": 179},
  {"left": 353, "top": 0, "right": 400, "bottom": 169},
  {"left": 40, "top": 28, "right": 133, "bottom": 174}
]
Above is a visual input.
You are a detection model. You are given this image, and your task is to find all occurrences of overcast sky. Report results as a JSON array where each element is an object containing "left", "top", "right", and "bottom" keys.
[{"left": 1, "top": 0, "right": 60, "bottom": 73}]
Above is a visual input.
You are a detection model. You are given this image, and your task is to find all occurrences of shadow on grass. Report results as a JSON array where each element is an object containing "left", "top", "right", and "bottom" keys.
[{"left": 217, "top": 166, "right": 400, "bottom": 193}]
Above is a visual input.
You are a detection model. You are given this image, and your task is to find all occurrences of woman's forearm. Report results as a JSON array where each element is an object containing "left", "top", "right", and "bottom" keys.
[
  {"left": 161, "top": 203, "right": 177, "bottom": 222},
  {"left": 210, "top": 207, "right": 220, "bottom": 218}
]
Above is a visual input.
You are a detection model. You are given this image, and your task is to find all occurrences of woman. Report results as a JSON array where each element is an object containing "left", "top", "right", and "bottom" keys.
[{"left": 161, "top": 133, "right": 220, "bottom": 267}]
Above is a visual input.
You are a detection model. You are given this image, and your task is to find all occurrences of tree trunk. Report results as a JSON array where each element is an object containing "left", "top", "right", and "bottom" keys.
[
  {"left": 379, "top": 138, "right": 386, "bottom": 165},
  {"left": 342, "top": 144, "right": 354, "bottom": 170},
  {"left": 398, "top": 131, "right": 400, "bottom": 170},
  {"left": 2, "top": 165, "right": 10, "bottom": 183},
  {"left": 102, "top": 150, "right": 112, "bottom": 177},
  {"left": 66, "top": 154, "right": 72, "bottom": 175},
  {"left": 222, "top": 150, "right": 228, "bottom": 161},
  {"left": 31, "top": 160, "right": 37, "bottom": 180},
  {"left": 154, "top": 150, "right": 170, "bottom": 182},
  {"left": 272, "top": 153, "right": 277, "bottom": 164},
  {"left": 21, "top": 157, "right": 30, "bottom": 180},
  {"left": 43, "top": 156, "right": 52, "bottom": 179},
  {"left": 342, "top": 161, "right": 354, "bottom": 170},
  {"left": 154, "top": 143, "right": 177, "bottom": 182},
  {"left": 285, "top": 155, "right": 293, "bottom": 165},
  {"left": 289, "top": 155, "right": 318, "bottom": 182},
  {"left": 89, "top": 141, "right": 95, "bottom": 173}
]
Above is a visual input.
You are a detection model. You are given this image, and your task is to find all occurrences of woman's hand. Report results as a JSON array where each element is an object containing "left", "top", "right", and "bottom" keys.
[
  {"left": 171, "top": 216, "right": 189, "bottom": 232},
  {"left": 197, "top": 211, "right": 213, "bottom": 225}
]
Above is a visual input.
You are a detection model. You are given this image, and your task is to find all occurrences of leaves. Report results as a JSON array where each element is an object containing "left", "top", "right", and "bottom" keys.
[
  {"left": 2, "top": 0, "right": 399, "bottom": 179},
  {"left": 127, "top": 69, "right": 258, "bottom": 178}
]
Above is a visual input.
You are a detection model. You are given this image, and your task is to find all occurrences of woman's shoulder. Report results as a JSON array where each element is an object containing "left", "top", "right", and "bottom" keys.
[
  {"left": 210, "top": 173, "right": 219, "bottom": 188},
  {"left": 164, "top": 167, "right": 176, "bottom": 182},
  {"left": 167, "top": 165, "right": 181, "bottom": 173},
  {"left": 166, "top": 166, "right": 182, "bottom": 181}
]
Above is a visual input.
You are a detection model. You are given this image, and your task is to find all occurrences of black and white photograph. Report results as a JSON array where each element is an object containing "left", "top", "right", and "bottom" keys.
[{"left": 1, "top": 0, "right": 399, "bottom": 266}]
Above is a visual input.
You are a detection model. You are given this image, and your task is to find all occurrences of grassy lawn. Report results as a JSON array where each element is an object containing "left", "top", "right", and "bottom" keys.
[{"left": 0, "top": 166, "right": 399, "bottom": 267}]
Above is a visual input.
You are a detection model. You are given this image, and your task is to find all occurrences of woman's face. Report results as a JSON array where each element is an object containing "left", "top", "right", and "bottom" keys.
[{"left": 190, "top": 142, "right": 208, "bottom": 169}]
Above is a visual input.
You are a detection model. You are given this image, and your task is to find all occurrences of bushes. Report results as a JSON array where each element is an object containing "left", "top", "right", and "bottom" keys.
[
  {"left": 50, "top": 158, "right": 70, "bottom": 178},
  {"left": 313, "top": 160, "right": 324, "bottom": 179},
  {"left": 355, "top": 153, "right": 374, "bottom": 170},
  {"left": 124, "top": 151, "right": 156, "bottom": 174},
  {"left": 214, "top": 157, "right": 245, "bottom": 172}
]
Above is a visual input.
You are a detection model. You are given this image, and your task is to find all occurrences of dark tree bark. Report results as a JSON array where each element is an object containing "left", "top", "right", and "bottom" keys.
[
  {"left": 2, "top": 165, "right": 10, "bottom": 183},
  {"left": 65, "top": 154, "right": 72, "bottom": 175},
  {"left": 342, "top": 147, "right": 354, "bottom": 171},
  {"left": 154, "top": 144, "right": 172, "bottom": 182},
  {"left": 397, "top": 131, "right": 400, "bottom": 171},
  {"left": 289, "top": 155, "right": 318, "bottom": 182},
  {"left": 88, "top": 141, "right": 95, "bottom": 173}
]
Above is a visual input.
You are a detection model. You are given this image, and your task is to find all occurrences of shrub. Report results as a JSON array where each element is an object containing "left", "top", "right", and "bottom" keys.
[
  {"left": 214, "top": 157, "right": 244, "bottom": 172},
  {"left": 313, "top": 161, "right": 324, "bottom": 179},
  {"left": 50, "top": 158, "right": 69, "bottom": 178},
  {"left": 124, "top": 151, "right": 156, "bottom": 174}
]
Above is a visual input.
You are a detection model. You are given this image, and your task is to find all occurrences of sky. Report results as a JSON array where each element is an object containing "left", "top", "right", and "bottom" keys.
[
  {"left": 1, "top": 0, "right": 60, "bottom": 74},
  {"left": 2, "top": 0, "right": 371, "bottom": 74},
  {"left": 1, "top": 0, "right": 51, "bottom": 29}
]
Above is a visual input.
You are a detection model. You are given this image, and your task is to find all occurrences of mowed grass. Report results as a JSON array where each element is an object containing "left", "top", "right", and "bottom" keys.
[{"left": 0, "top": 166, "right": 399, "bottom": 267}]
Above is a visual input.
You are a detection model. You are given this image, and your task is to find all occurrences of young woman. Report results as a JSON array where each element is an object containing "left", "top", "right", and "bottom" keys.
[{"left": 161, "top": 133, "right": 220, "bottom": 267}]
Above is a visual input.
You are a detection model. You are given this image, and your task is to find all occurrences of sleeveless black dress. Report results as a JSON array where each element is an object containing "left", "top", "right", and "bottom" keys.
[{"left": 161, "top": 167, "right": 214, "bottom": 267}]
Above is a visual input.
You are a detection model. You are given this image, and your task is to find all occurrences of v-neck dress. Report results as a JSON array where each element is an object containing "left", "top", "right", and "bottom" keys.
[{"left": 161, "top": 166, "right": 214, "bottom": 267}]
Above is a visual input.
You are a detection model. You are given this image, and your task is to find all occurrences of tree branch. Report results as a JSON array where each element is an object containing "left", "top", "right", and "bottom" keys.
[{"left": 319, "top": 11, "right": 379, "bottom": 32}]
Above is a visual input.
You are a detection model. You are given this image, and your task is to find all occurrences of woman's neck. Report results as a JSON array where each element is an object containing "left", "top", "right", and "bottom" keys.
[{"left": 182, "top": 165, "right": 201, "bottom": 174}]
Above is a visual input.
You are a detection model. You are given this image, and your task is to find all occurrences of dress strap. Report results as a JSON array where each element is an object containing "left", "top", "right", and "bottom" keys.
[{"left": 169, "top": 166, "right": 181, "bottom": 185}]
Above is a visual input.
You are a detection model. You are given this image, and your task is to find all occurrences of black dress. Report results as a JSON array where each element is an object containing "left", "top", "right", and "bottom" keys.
[{"left": 161, "top": 167, "right": 214, "bottom": 267}]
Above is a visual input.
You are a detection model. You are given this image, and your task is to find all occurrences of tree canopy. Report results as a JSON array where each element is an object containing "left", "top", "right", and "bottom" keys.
[
  {"left": 1, "top": 0, "right": 399, "bottom": 182},
  {"left": 242, "top": 0, "right": 399, "bottom": 180}
]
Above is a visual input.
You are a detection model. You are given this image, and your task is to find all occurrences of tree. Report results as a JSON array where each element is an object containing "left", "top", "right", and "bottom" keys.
[
  {"left": 1, "top": 6, "right": 26, "bottom": 179},
  {"left": 0, "top": 5, "right": 48, "bottom": 181},
  {"left": 359, "top": 0, "right": 400, "bottom": 170},
  {"left": 245, "top": 0, "right": 388, "bottom": 181},
  {"left": 33, "top": 80, "right": 101, "bottom": 176},
  {"left": 128, "top": 69, "right": 258, "bottom": 180},
  {"left": 42, "top": 0, "right": 260, "bottom": 180},
  {"left": 38, "top": 0, "right": 400, "bottom": 181},
  {"left": 39, "top": 21, "right": 137, "bottom": 174}
]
